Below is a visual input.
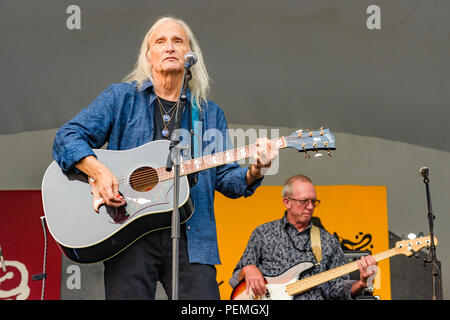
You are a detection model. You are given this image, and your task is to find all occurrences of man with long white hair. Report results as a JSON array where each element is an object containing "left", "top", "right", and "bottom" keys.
[{"left": 52, "top": 16, "right": 278, "bottom": 299}]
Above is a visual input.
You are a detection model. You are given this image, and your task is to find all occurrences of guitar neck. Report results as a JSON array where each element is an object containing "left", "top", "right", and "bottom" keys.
[
  {"left": 157, "top": 137, "right": 287, "bottom": 181},
  {"left": 285, "top": 248, "right": 398, "bottom": 296}
]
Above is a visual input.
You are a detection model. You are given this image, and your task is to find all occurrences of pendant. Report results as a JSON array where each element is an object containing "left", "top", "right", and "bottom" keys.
[
  {"left": 162, "top": 114, "right": 171, "bottom": 122},
  {"left": 162, "top": 129, "right": 169, "bottom": 137}
]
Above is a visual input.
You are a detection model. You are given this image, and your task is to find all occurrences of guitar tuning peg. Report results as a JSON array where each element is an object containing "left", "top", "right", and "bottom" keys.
[
  {"left": 327, "top": 149, "right": 332, "bottom": 157},
  {"left": 304, "top": 128, "right": 314, "bottom": 137},
  {"left": 410, "top": 249, "right": 420, "bottom": 259},
  {"left": 313, "top": 147, "right": 322, "bottom": 158},
  {"left": 304, "top": 151, "right": 311, "bottom": 158},
  {"left": 314, "top": 152, "right": 323, "bottom": 158}
]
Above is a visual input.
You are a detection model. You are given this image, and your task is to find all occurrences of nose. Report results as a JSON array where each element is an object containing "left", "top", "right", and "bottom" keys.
[
  {"left": 306, "top": 200, "right": 315, "bottom": 209},
  {"left": 164, "top": 41, "right": 175, "bottom": 52}
]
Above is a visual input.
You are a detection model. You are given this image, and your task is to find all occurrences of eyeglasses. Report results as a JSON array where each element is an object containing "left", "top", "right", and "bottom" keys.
[{"left": 288, "top": 197, "right": 321, "bottom": 207}]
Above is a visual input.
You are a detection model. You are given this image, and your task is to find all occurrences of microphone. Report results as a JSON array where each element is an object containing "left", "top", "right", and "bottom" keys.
[
  {"left": 184, "top": 52, "right": 198, "bottom": 69},
  {"left": 420, "top": 166, "right": 429, "bottom": 178}
]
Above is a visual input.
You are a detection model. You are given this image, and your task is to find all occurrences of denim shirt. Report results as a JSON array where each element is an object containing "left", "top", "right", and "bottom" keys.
[{"left": 52, "top": 80, "right": 262, "bottom": 265}]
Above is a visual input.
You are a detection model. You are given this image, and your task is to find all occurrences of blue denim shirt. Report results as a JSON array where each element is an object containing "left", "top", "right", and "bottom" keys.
[{"left": 52, "top": 80, "right": 262, "bottom": 265}]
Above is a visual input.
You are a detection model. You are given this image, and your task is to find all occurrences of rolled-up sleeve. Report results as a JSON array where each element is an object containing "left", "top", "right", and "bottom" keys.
[{"left": 52, "top": 86, "right": 115, "bottom": 171}]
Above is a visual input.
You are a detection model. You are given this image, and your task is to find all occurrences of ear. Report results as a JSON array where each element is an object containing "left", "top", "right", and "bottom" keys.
[
  {"left": 282, "top": 197, "right": 290, "bottom": 210},
  {"left": 145, "top": 42, "right": 154, "bottom": 60}
]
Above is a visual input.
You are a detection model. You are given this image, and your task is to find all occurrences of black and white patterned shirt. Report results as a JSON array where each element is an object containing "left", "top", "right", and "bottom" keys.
[{"left": 229, "top": 213, "right": 354, "bottom": 300}]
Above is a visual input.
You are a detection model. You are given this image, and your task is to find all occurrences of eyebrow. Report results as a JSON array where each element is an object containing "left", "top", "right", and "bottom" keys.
[{"left": 153, "top": 34, "right": 185, "bottom": 42}]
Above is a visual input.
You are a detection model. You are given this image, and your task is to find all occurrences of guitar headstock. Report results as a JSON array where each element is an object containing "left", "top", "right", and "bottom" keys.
[
  {"left": 394, "top": 236, "right": 437, "bottom": 257},
  {"left": 285, "top": 128, "right": 336, "bottom": 158}
]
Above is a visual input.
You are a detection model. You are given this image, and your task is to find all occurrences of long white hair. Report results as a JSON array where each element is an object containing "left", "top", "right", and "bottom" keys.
[{"left": 123, "top": 16, "right": 210, "bottom": 108}]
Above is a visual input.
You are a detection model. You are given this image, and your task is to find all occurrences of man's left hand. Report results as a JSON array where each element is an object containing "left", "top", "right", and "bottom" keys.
[
  {"left": 357, "top": 255, "right": 377, "bottom": 287},
  {"left": 251, "top": 137, "right": 279, "bottom": 176}
]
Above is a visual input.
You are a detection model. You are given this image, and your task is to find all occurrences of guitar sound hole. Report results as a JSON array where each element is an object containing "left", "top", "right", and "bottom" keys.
[{"left": 129, "top": 166, "right": 159, "bottom": 192}]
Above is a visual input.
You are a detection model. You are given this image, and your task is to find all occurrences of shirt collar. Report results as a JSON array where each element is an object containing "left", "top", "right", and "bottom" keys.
[
  {"left": 137, "top": 78, "right": 193, "bottom": 101},
  {"left": 138, "top": 79, "right": 154, "bottom": 92},
  {"left": 281, "top": 211, "right": 313, "bottom": 233}
]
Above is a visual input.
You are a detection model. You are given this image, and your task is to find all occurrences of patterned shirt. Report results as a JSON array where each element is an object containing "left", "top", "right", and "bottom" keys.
[{"left": 229, "top": 213, "right": 354, "bottom": 300}]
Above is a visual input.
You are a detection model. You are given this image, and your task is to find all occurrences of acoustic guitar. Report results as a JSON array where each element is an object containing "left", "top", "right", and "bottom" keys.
[{"left": 42, "top": 128, "right": 336, "bottom": 263}]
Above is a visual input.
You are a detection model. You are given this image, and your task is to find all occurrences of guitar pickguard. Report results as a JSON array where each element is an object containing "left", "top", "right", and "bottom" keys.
[{"left": 100, "top": 162, "right": 175, "bottom": 225}]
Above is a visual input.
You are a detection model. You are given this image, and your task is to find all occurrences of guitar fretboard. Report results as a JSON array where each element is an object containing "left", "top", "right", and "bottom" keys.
[
  {"left": 285, "top": 248, "right": 398, "bottom": 296},
  {"left": 156, "top": 137, "right": 287, "bottom": 181}
]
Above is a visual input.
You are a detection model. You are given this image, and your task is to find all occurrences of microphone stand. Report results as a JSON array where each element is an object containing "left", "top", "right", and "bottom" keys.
[
  {"left": 421, "top": 169, "right": 442, "bottom": 300},
  {"left": 165, "top": 66, "right": 192, "bottom": 300}
]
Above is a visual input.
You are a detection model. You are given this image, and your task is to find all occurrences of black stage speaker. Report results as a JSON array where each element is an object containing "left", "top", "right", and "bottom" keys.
[{"left": 389, "top": 231, "right": 442, "bottom": 300}]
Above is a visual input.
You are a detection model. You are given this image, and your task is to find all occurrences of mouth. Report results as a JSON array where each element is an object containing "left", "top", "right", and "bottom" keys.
[{"left": 163, "top": 56, "right": 178, "bottom": 61}]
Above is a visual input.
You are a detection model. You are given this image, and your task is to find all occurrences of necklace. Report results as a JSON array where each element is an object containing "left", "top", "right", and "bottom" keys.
[{"left": 156, "top": 96, "right": 178, "bottom": 137}]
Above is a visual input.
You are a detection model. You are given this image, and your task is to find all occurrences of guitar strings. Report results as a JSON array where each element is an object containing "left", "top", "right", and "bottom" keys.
[
  {"left": 110, "top": 143, "right": 260, "bottom": 189},
  {"left": 88, "top": 134, "right": 329, "bottom": 193},
  {"left": 97, "top": 134, "right": 322, "bottom": 188},
  {"left": 115, "top": 144, "right": 260, "bottom": 186}
]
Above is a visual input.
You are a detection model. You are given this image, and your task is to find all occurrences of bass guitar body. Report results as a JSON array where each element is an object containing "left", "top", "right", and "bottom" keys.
[{"left": 231, "top": 262, "right": 315, "bottom": 300}]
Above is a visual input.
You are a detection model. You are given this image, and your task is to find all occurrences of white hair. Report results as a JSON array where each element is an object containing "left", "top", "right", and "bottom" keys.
[
  {"left": 123, "top": 16, "right": 210, "bottom": 109},
  {"left": 281, "top": 174, "right": 313, "bottom": 198}
]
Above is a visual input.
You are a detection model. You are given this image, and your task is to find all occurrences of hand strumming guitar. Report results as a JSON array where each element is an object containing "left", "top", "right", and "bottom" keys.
[{"left": 76, "top": 155, "right": 126, "bottom": 211}]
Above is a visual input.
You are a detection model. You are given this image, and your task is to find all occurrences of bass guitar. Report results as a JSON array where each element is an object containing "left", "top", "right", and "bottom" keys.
[
  {"left": 231, "top": 236, "right": 437, "bottom": 300},
  {"left": 42, "top": 128, "right": 335, "bottom": 263}
]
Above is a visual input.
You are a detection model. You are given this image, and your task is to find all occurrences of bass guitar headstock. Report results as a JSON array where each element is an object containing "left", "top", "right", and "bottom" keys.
[{"left": 394, "top": 236, "right": 437, "bottom": 257}]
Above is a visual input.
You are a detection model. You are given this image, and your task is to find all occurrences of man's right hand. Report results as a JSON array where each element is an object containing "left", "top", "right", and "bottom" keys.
[
  {"left": 242, "top": 265, "right": 267, "bottom": 297},
  {"left": 75, "top": 156, "right": 126, "bottom": 211}
]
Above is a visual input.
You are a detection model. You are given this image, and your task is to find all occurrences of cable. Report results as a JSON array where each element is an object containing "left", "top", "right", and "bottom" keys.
[
  {"left": 32, "top": 216, "right": 48, "bottom": 300},
  {"left": 40, "top": 216, "right": 48, "bottom": 300}
]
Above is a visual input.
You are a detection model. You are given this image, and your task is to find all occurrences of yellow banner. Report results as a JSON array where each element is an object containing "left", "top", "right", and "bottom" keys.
[{"left": 215, "top": 185, "right": 391, "bottom": 300}]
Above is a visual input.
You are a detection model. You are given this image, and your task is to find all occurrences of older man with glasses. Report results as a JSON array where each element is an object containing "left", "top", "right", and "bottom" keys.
[{"left": 229, "top": 174, "right": 376, "bottom": 300}]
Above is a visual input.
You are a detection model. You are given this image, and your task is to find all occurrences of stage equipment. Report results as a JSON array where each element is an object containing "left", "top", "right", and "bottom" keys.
[
  {"left": 165, "top": 51, "right": 197, "bottom": 300},
  {"left": 419, "top": 167, "right": 442, "bottom": 300}
]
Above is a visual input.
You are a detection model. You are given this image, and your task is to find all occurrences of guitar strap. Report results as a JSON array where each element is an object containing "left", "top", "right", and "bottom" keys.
[
  {"left": 186, "top": 99, "right": 201, "bottom": 188},
  {"left": 191, "top": 99, "right": 201, "bottom": 158},
  {"left": 310, "top": 225, "right": 322, "bottom": 265}
]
